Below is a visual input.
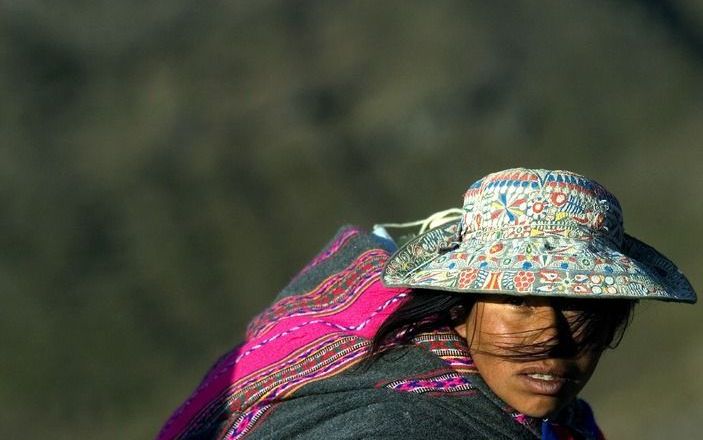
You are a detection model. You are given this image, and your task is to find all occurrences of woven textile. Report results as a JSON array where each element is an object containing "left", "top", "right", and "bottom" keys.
[
  {"left": 157, "top": 226, "right": 604, "bottom": 440},
  {"left": 383, "top": 168, "right": 696, "bottom": 303}
]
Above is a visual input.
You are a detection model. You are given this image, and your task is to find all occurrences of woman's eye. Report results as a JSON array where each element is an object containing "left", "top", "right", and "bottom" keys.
[{"left": 506, "top": 297, "right": 527, "bottom": 307}]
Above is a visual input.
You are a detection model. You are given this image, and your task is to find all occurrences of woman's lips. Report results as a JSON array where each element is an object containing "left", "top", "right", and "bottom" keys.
[
  {"left": 516, "top": 367, "right": 581, "bottom": 396},
  {"left": 518, "top": 373, "right": 569, "bottom": 396}
]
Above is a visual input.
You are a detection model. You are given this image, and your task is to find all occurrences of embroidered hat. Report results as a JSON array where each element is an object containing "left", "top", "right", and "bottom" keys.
[{"left": 382, "top": 168, "right": 696, "bottom": 303}]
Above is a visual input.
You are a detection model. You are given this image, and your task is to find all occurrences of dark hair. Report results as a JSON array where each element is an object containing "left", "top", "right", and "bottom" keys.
[{"left": 371, "top": 289, "right": 635, "bottom": 360}]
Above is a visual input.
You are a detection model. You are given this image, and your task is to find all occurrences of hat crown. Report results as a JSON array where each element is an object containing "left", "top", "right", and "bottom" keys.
[{"left": 461, "top": 168, "right": 624, "bottom": 245}]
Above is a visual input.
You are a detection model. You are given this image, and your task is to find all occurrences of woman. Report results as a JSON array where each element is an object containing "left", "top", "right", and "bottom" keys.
[{"left": 158, "top": 168, "right": 696, "bottom": 440}]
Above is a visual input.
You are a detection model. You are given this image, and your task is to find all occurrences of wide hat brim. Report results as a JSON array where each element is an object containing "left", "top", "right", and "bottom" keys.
[{"left": 382, "top": 221, "right": 697, "bottom": 303}]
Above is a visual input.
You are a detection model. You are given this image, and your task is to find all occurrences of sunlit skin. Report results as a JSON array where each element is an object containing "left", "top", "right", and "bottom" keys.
[{"left": 454, "top": 295, "right": 603, "bottom": 419}]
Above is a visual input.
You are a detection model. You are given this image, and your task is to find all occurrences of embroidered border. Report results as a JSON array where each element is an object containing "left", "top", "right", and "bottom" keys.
[{"left": 379, "top": 368, "right": 476, "bottom": 396}]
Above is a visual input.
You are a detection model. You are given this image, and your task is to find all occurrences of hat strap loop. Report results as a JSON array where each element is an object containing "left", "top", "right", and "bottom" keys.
[{"left": 374, "top": 207, "right": 464, "bottom": 235}]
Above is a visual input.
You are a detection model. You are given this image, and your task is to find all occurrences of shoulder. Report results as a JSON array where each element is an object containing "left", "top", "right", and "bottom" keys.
[
  {"left": 248, "top": 388, "right": 534, "bottom": 440},
  {"left": 249, "top": 394, "right": 461, "bottom": 440}
]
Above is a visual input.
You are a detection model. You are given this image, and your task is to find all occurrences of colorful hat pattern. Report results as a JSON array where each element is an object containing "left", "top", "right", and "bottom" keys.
[{"left": 382, "top": 168, "right": 696, "bottom": 303}]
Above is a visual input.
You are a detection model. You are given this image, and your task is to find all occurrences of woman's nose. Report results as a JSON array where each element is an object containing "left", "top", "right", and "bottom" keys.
[{"left": 533, "top": 306, "right": 580, "bottom": 358}]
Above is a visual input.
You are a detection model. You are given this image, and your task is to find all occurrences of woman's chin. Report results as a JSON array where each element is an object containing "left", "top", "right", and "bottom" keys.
[{"left": 511, "top": 394, "right": 569, "bottom": 419}]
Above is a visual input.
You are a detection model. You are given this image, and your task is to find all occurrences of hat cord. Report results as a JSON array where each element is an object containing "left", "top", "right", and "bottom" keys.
[{"left": 374, "top": 207, "right": 464, "bottom": 235}]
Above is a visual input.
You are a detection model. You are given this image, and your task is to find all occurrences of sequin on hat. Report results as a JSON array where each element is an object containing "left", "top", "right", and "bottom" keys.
[{"left": 382, "top": 168, "right": 696, "bottom": 303}]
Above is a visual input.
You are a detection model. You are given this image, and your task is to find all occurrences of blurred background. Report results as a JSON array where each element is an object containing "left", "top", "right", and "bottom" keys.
[{"left": 1, "top": 1, "right": 701, "bottom": 438}]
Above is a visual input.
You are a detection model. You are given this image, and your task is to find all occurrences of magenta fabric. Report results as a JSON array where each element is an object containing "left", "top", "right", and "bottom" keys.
[{"left": 157, "top": 228, "right": 410, "bottom": 439}]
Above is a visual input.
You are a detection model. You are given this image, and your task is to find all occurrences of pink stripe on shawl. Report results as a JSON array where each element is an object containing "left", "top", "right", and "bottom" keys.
[{"left": 157, "top": 257, "right": 409, "bottom": 440}]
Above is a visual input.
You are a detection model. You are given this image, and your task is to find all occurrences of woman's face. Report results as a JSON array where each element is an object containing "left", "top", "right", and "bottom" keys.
[{"left": 454, "top": 295, "right": 603, "bottom": 418}]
